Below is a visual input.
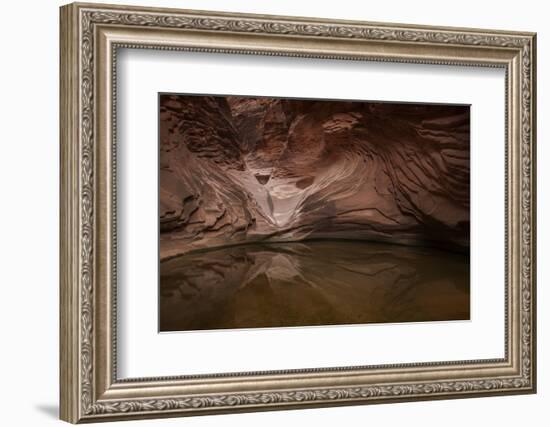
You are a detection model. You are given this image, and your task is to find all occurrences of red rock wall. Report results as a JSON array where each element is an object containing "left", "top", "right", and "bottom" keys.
[{"left": 159, "top": 94, "right": 470, "bottom": 259}]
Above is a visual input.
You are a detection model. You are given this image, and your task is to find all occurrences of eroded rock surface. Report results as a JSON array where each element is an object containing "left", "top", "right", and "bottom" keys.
[{"left": 160, "top": 95, "right": 470, "bottom": 259}]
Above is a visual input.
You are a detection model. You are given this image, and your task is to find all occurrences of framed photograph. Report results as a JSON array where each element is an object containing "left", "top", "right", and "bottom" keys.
[{"left": 60, "top": 2, "right": 537, "bottom": 423}]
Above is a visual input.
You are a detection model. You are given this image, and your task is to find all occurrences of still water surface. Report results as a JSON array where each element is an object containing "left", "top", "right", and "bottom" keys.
[{"left": 160, "top": 240, "right": 469, "bottom": 332}]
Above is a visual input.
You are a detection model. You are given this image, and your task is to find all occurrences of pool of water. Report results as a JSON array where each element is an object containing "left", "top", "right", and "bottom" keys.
[{"left": 159, "top": 240, "right": 469, "bottom": 332}]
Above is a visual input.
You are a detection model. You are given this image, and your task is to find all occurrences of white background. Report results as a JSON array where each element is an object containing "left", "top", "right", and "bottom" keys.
[
  {"left": 0, "top": 0, "right": 546, "bottom": 426},
  {"left": 118, "top": 50, "right": 504, "bottom": 377}
]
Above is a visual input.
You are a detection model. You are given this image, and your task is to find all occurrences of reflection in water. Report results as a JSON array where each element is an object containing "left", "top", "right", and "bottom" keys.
[{"left": 159, "top": 241, "right": 470, "bottom": 332}]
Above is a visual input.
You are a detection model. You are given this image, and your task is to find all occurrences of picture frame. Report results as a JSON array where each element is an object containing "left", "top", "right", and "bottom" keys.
[{"left": 60, "top": 2, "right": 537, "bottom": 423}]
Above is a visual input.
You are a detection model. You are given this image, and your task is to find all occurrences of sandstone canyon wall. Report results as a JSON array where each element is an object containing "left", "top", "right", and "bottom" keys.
[{"left": 159, "top": 94, "right": 470, "bottom": 260}]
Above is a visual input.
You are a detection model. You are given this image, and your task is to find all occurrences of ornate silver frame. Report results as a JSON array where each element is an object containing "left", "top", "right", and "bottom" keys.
[{"left": 60, "top": 2, "right": 537, "bottom": 423}]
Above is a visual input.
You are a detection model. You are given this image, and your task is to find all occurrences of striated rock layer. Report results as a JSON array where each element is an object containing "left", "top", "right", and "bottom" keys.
[{"left": 159, "top": 94, "right": 470, "bottom": 259}]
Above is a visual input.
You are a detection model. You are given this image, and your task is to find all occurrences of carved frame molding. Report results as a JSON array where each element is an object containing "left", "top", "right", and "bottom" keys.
[{"left": 60, "top": 2, "right": 536, "bottom": 423}]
